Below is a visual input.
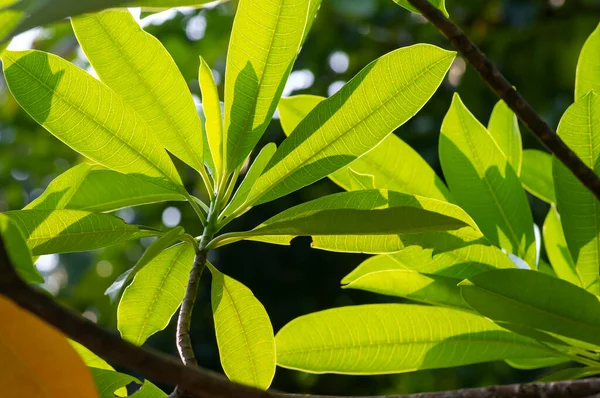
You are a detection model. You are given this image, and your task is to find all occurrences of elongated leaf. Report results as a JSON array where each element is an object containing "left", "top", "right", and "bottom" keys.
[
  {"left": 0, "top": 1, "right": 20, "bottom": 51},
  {"left": 488, "top": 100, "right": 522, "bottom": 173},
  {"left": 249, "top": 45, "right": 455, "bottom": 206},
  {"left": 223, "top": 143, "right": 277, "bottom": 219},
  {"left": 393, "top": 0, "right": 448, "bottom": 17},
  {"left": 1, "top": 50, "right": 182, "bottom": 191},
  {"left": 0, "top": 295, "right": 99, "bottom": 397},
  {"left": 106, "top": 226, "right": 186, "bottom": 303},
  {"left": 213, "top": 190, "right": 469, "bottom": 253},
  {"left": 26, "top": 164, "right": 185, "bottom": 212},
  {"left": 553, "top": 92, "right": 600, "bottom": 294},
  {"left": 89, "top": 368, "right": 165, "bottom": 398},
  {"left": 440, "top": 94, "right": 536, "bottom": 266},
  {"left": 277, "top": 95, "right": 451, "bottom": 201},
  {"left": 70, "top": 341, "right": 114, "bottom": 371},
  {"left": 347, "top": 169, "right": 375, "bottom": 190},
  {"left": 343, "top": 270, "right": 467, "bottom": 309},
  {"left": 460, "top": 268, "right": 600, "bottom": 348},
  {"left": 0, "top": 214, "right": 43, "bottom": 283},
  {"left": 520, "top": 150, "right": 556, "bottom": 204},
  {"left": 343, "top": 228, "right": 514, "bottom": 284},
  {"left": 224, "top": 0, "right": 312, "bottom": 171},
  {"left": 537, "top": 367, "right": 600, "bottom": 382},
  {"left": 207, "top": 262, "right": 275, "bottom": 390},
  {"left": 505, "top": 357, "right": 568, "bottom": 370},
  {"left": 275, "top": 304, "right": 551, "bottom": 374},
  {"left": 1, "top": 0, "right": 222, "bottom": 43},
  {"left": 4, "top": 210, "right": 156, "bottom": 255},
  {"left": 576, "top": 23, "right": 600, "bottom": 99},
  {"left": 118, "top": 242, "right": 195, "bottom": 345},
  {"left": 199, "top": 56, "right": 223, "bottom": 179},
  {"left": 543, "top": 207, "right": 581, "bottom": 287},
  {"left": 72, "top": 10, "right": 205, "bottom": 174}
]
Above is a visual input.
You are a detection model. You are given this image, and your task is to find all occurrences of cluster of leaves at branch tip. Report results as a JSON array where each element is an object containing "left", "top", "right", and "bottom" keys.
[{"left": 1, "top": 0, "right": 600, "bottom": 395}]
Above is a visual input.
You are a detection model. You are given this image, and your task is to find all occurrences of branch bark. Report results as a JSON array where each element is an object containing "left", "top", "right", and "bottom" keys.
[
  {"left": 405, "top": 0, "right": 600, "bottom": 201},
  {"left": 1, "top": 237, "right": 600, "bottom": 398}
]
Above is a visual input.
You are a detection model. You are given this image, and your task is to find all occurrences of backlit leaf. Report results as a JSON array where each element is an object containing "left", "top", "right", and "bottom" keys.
[
  {"left": 118, "top": 242, "right": 195, "bottom": 345},
  {"left": 347, "top": 169, "right": 375, "bottom": 190},
  {"left": 208, "top": 262, "right": 275, "bottom": 390},
  {"left": 520, "top": 150, "right": 556, "bottom": 204},
  {"left": 543, "top": 207, "right": 581, "bottom": 287},
  {"left": 277, "top": 95, "right": 451, "bottom": 201},
  {"left": 276, "top": 304, "right": 551, "bottom": 374},
  {"left": 488, "top": 100, "right": 522, "bottom": 173},
  {"left": 552, "top": 92, "right": 600, "bottom": 293},
  {"left": 440, "top": 94, "right": 536, "bottom": 267},
  {"left": 575, "top": 22, "right": 600, "bottom": 99},
  {"left": 0, "top": 214, "right": 43, "bottom": 283},
  {"left": 0, "top": 295, "right": 99, "bottom": 397},
  {"left": 4, "top": 209, "right": 157, "bottom": 255},
  {"left": 460, "top": 268, "right": 600, "bottom": 348},
  {"left": 199, "top": 56, "right": 223, "bottom": 179},
  {"left": 1, "top": 50, "right": 182, "bottom": 192},
  {"left": 224, "top": 0, "right": 312, "bottom": 170},
  {"left": 392, "top": 0, "right": 448, "bottom": 17},
  {"left": 537, "top": 367, "right": 600, "bottom": 382},
  {"left": 89, "top": 368, "right": 166, "bottom": 398},
  {"left": 505, "top": 357, "right": 568, "bottom": 370},
  {"left": 72, "top": 10, "right": 205, "bottom": 174},
  {"left": 249, "top": 45, "right": 455, "bottom": 206},
  {"left": 26, "top": 164, "right": 185, "bottom": 212}
]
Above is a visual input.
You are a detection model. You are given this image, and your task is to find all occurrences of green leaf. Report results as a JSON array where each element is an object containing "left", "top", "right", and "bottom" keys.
[
  {"left": 277, "top": 95, "right": 451, "bottom": 201},
  {"left": 3, "top": 210, "right": 156, "bottom": 255},
  {"left": 392, "top": 0, "right": 448, "bottom": 17},
  {"left": 543, "top": 207, "right": 581, "bottom": 288},
  {"left": 89, "top": 368, "right": 166, "bottom": 398},
  {"left": 537, "top": 367, "right": 600, "bottom": 382},
  {"left": 248, "top": 45, "right": 455, "bottom": 206},
  {"left": 118, "top": 242, "right": 195, "bottom": 346},
  {"left": 520, "top": 149, "right": 556, "bottom": 204},
  {"left": 275, "top": 304, "right": 551, "bottom": 374},
  {"left": 440, "top": 94, "right": 536, "bottom": 267},
  {"left": 0, "top": 1, "right": 20, "bottom": 51},
  {"left": 1, "top": 50, "right": 182, "bottom": 192},
  {"left": 552, "top": 92, "right": 600, "bottom": 294},
  {"left": 347, "top": 169, "right": 375, "bottom": 190},
  {"left": 213, "top": 190, "right": 470, "bottom": 253},
  {"left": 207, "top": 262, "right": 275, "bottom": 390},
  {"left": 224, "top": 0, "right": 312, "bottom": 171},
  {"left": 0, "top": 214, "right": 43, "bottom": 284},
  {"left": 342, "top": 228, "right": 515, "bottom": 284},
  {"left": 25, "top": 164, "right": 185, "bottom": 213},
  {"left": 460, "top": 268, "right": 600, "bottom": 348},
  {"left": 71, "top": 10, "right": 205, "bottom": 175},
  {"left": 576, "top": 22, "right": 600, "bottom": 99},
  {"left": 222, "top": 143, "right": 277, "bottom": 219},
  {"left": 199, "top": 56, "right": 223, "bottom": 179},
  {"left": 488, "top": 100, "right": 522, "bottom": 174},
  {"left": 106, "top": 226, "right": 186, "bottom": 303},
  {"left": 505, "top": 357, "right": 568, "bottom": 370},
  {"left": 343, "top": 270, "right": 468, "bottom": 309}
]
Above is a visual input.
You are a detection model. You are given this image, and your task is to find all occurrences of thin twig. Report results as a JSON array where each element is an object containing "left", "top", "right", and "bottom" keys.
[
  {"left": 1, "top": 238, "right": 600, "bottom": 397},
  {"left": 405, "top": 0, "right": 600, "bottom": 201}
]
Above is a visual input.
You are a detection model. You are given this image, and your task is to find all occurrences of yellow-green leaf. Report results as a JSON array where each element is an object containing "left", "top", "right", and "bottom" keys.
[
  {"left": 488, "top": 100, "right": 522, "bottom": 173},
  {"left": 199, "top": 56, "right": 223, "bottom": 179},
  {"left": 393, "top": 0, "right": 448, "bottom": 17},
  {"left": 208, "top": 262, "right": 275, "bottom": 390},
  {"left": 0, "top": 295, "right": 99, "bottom": 397},
  {"left": 1, "top": 50, "right": 182, "bottom": 191},
  {"left": 0, "top": 214, "right": 43, "bottom": 283},
  {"left": 4, "top": 209, "right": 157, "bottom": 255},
  {"left": 277, "top": 95, "right": 451, "bottom": 201},
  {"left": 576, "top": 22, "right": 600, "bottom": 99},
  {"left": 543, "top": 207, "right": 581, "bottom": 288},
  {"left": 118, "top": 242, "right": 195, "bottom": 345},
  {"left": 520, "top": 149, "right": 556, "bottom": 204},
  {"left": 552, "top": 92, "right": 600, "bottom": 294},
  {"left": 72, "top": 10, "right": 205, "bottom": 174},
  {"left": 249, "top": 45, "right": 455, "bottom": 206}
]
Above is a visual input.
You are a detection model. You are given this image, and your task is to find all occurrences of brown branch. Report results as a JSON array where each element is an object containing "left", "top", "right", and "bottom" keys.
[
  {"left": 405, "top": 0, "right": 600, "bottom": 201},
  {"left": 1, "top": 237, "right": 600, "bottom": 398}
]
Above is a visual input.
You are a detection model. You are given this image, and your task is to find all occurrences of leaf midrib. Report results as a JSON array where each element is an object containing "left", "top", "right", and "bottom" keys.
[
  {"left": 252, "top": 53, "right": 454, "bottom": 203},
  {"left": 4, "top": 51, "right": 174, "bottom": 185}
]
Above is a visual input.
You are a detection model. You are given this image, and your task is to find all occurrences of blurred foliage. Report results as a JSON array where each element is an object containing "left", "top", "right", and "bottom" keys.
[{"left": 0, "top": 0, "right": 599, "bottom": 394}]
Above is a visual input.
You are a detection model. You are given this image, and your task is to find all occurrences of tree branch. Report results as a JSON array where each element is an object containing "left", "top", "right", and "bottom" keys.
[
  {"left": 1, "top": 238, "right": 600, "bottom": 398},
  {"left": 405, "top": 0, "right": 600, "bottom": 201}
]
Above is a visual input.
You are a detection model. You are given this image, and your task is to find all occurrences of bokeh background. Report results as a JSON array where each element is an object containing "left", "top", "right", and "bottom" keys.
[{"left": 1, "top": 0, "right": 599, "bottom": 394}]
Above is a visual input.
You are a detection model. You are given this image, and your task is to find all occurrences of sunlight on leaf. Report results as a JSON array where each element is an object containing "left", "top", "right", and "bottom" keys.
[
  {"left": 520, "top": 150, "right": 555, "bottom": 204},
  {"left": 0, "top": 214, "right": 43, "bottom": 283}
]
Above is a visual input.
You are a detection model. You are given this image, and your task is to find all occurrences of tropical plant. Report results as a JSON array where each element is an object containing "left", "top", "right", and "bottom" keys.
[{"left": 0, "top": 0, "right": 599, "bottom": 396}]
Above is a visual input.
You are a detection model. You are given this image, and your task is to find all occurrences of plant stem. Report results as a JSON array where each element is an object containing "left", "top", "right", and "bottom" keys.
[
  {"left": 405, "top": 0, "right": 600, "bottom": 201},
  {"left": 184, "top": 191, "right": 208, "bottom": 226}
]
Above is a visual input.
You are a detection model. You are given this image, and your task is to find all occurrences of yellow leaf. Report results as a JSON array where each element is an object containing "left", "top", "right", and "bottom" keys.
[{"left": 0, "top": 295, "right": 99, "bottom": 397}]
